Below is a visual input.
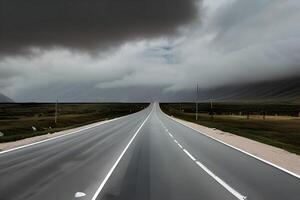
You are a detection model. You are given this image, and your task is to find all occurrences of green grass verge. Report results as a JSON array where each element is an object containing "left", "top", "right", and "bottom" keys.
[
  {"left": 0, "top": 103, "right": 148, "bottom": 143},
  {"left": 160, "top": 103, "right": 300, "bottom": 155}
]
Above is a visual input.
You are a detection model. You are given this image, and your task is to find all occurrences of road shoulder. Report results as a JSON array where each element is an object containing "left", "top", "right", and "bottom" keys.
[
  {"left": 0, "top": 118, "right": 118, "bottom": 152},
  {"left": 171, "top": 117, "right": 300, "bottom": 176}
]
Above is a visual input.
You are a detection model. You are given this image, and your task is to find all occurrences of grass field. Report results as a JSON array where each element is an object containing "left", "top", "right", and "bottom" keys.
[
  {"left": 0, "top": 103, "right": 148, "bottom": 143},
  {"left": 160, "top": 103, "right": 300, "bottom": 155}
]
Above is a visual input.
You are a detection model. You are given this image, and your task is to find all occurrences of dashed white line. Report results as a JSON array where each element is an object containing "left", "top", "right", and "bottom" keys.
[
  {"left": 163, "top": 112, "right": 300, "bottom": 179},
  {"left": 183, "top": 149, "right": 196, "bottom": 161},
  {"left": 173, "top": 139, "right": 183, "bottom": 149},
  {"left": 195, "top": 161, "right": 247, "bottom": 200},
  {"left": 75, "top": 192, "right": 86, "bottom": 198},
  {"left": 163, "top": 124, "right": 247, "bottom": 200},
  {"left": 91, "top": 111, "right": 151, "bottom": 200}
]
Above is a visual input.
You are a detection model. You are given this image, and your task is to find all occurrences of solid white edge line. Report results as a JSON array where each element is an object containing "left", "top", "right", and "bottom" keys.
[
  {"left": 163, "top": 112, "right": 300, "bottom": 179},
  {"left": 90, "top": 110, "right": 151, "bottom": 200},
  {"left": 183, "top": 149, "right": 196, "bottom": 161},
  {"left": 0, "top": 117, "right": 123, "bottom": 155},
  {"left": 195, "top": 161, "right": 247, "bottom": 200},
  {"left": 167, "top": 128, "right": 246, "bottom": 200},
  {"left": 159, "top": 109, "right": 246, "bottom": 199}
]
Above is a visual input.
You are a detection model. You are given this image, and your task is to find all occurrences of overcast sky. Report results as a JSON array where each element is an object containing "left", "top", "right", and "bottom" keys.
[{"left": 1, "top": 0, "right": 300, "bottom": 101}]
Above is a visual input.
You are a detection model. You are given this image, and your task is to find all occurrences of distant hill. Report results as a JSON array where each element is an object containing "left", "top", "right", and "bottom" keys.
[
  {"left": 198, "top": 76, "right": 300, "bottom": 103},
  {"left": 0, "top": 93, "right": 14, "bottom": 103},
  {"left": 11, "top": 76, "right": 300, "bottom": 103}
]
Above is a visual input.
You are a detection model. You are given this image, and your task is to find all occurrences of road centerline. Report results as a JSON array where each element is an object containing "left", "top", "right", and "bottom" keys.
[
  {"left": 162, "top": 111, "right": 300, "bottom": 179},
  {"left": 183, "top": 149, "right": 197, "bottom": 161},
  {"left": 90, "top": 109, "right": 152, "bottom": 200},
  {"left": 162, "top": 122, "right": 247, "bottom": 200}
]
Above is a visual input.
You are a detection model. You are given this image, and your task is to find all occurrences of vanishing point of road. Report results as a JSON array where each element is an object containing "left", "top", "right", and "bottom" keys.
[{"left": 0, "top": 103, "right": 299, "bottom": 200}]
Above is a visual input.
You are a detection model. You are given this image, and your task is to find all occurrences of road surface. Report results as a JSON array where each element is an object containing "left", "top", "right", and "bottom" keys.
[{"left": 0, "top": 103, "right": 299, "bottom": 200}]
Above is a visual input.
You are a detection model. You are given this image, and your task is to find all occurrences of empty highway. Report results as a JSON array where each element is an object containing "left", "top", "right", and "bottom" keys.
[{"left": 0, "top": 103, "right": 299, "bottom": 200}]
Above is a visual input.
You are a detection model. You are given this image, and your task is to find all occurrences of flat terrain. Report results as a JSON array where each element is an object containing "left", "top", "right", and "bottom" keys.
[
  {"left": 0, "top": 103, "right": 299, "bottom": 200},
  {"left": 0, "top": 103, "right": 148, "bottom": 143},
  {"left": 160, "top": 103, "right": 300, "bottom": 155},
  {"left": 172, "top": 117, "right": 300, "bottom": 175}
]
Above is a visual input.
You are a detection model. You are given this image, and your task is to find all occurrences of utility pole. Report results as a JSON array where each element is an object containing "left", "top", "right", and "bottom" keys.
[
  {"left": 196, "top": 83, "right": 199, "bottom": 121},
  {"left": 210, "top": 98, "right": 213, "bottom": 119},
  {"left": 55, "top": 97, "right": 58, "bottom": 124}
]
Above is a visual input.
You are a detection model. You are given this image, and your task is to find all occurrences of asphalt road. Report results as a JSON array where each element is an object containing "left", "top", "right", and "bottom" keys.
[{"left": 0, "top": 103, "right": 299, "bottom": 200}]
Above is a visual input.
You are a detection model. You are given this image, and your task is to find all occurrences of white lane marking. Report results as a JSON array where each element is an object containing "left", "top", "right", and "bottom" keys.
[
  {"left": 0, "top": 117, "right": 123, "bottom": 155},
  {"left": 164, "top": 125, "right": 246, "bottom": 200},
  {"left": 196, "top": 161, "right": 247, "bottom": 200},
  {"left": 163, "top": 112, "right": 300, "bottom": 179},
  {"left": 168, "top": 133, "right": 174, "bottom": 138},
  {"left": 75, "top": 192, "right": 86, "bottom": 198},
  {"left": 174, "top": 139, "right": 183, "bottom": 149},
  {"left": 177, "top": 143, "right": 183, "bottom": 149},
  {"left": 90, "top": 111, "right": 151, "bottom": 200},
  {"left": 183, "top": 149, "right": 196, "bottom": 161}
]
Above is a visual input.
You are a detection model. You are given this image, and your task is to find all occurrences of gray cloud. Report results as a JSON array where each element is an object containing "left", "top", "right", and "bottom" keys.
[
  {"left": 0, "top": 0, "right": 199, "bottom": 55},
  {"left": 168, "top": 0, "right": 300, "bottom": 89},
  {"left": 1, "top": 0, "right": 300, "bottom": 102},
  {"left": 208, "top": 0, "right": 300, "bottom": 52}
]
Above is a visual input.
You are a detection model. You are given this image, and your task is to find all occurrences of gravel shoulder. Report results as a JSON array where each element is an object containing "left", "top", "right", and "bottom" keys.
[
  {"left": 2, "top": 113, "right": 299, "bottom": 176},
  {"left": 0, "top": 119, "right": 116, "bottom": 152},
  {"left": 172, "top": 117, "right": 300, "bottom": 176}
]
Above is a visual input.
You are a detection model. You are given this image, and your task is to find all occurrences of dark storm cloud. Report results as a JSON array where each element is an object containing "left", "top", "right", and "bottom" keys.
[
  {"left": 0, "top": 0, "right": 199, "bottom": 55},
  {"left": 2, "top": 0, "right": 300, "bottom": 102}
]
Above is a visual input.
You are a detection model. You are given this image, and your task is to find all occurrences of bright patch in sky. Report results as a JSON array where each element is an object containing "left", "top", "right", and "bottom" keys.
[{"left": 0, "top": 0, "right": 300, "bottom": 101}]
